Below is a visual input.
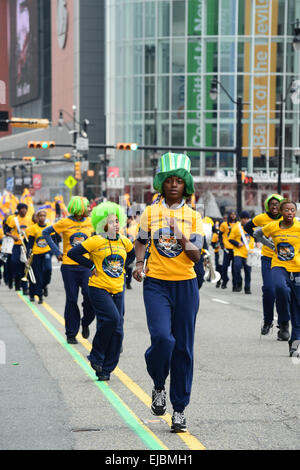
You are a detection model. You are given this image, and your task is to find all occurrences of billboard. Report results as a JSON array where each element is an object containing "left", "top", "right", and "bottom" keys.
[
  {"left": 243, "top": 0, "right": 278, "bottom": 157},
  {"left": 9, "top": 0, "right": 39, "bottom": 106}
]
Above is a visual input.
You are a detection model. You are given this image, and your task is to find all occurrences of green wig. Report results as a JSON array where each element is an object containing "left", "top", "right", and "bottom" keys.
[
  {"left": 91, "top": 201, "right": 127, "bottom": 234},
  {"left": 264, "top": 194, "right": 284, "bottom": 212},
  {"left": 67, "top": 196, "right": 89, "bottom": 216}
]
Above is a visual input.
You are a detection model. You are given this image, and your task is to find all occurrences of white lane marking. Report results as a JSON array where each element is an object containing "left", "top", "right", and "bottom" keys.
[{"left": 212, "top": 298, "right": 230, "bottom": 305}]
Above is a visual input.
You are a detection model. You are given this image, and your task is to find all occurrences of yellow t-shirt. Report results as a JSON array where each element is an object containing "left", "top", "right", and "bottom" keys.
[
  {"left": 52, "top": 216, "right": 94, "bottom": 265},
  {"left": 81, "top": 235, "right": 133, "bottom": 294},
  {"left": 6, "top": 214, "right": 33, "bottom": 245},
  {"left": 229, "top": 222, "right": 255, "bottom": 259},
  {"left": 211, "top": 232, "right": 220, "bottom": 253},
  {"left": 26, "top": 223, "right": 53, "bottom": 255},
  {"left": 219, "top": 221, "right": 235, "bottom": 249},
  {"left": 139, "top": 201, "right": 204, "bottom": 281},
  {"left": 252, "top": 213, "right": 282, "bottom": 258},
  {"left": 262, "top": 220, "right": 300, "bottom": 272}
]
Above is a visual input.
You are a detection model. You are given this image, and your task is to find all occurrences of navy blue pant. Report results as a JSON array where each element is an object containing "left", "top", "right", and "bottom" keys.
[
  {"left": 233, "top": 256, "right": 251, "bottom": 290},
  {"left": 29, "top": 253, "right": 52, "bottom": 298},
  {"left": 143, "top": 277, "right": 199, "bottom": 412},
  {"left": 10, "top": 245, "right": 27, "bottom": 291},
  {"left": 261, "top": 256, "right": 276, "bottom": 324},
  {"left": 272, "top": 267, "right": 294, "bottom": 336},
  {"left": 87, "top": 287, "right": 124, "bottom": 376},
  {"left": 221, "top": 249, "right": 234, "bottom": 286},
  {"left": 61, "top": 264, "right": 95, "bottom": 338}
]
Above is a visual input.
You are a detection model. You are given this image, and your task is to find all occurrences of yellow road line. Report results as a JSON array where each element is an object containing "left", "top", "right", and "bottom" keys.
[{"left": 41, "top": 299, "right": 206, "bottom": 450}]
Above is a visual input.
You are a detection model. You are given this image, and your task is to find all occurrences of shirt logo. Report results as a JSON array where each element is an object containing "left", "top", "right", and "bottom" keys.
[
  {"left": 102, "top": 255, "right": 124, "bottom": 278},
  {"left": 70, "top": 232, "right": 88, "bottom": 247},
  {"left": 36, "top": 236, "right": 48, "bottom": 249},
  {"left": 153, "top": 228, "right": 183, "bottom": 258},
  {"left": 276, "top": 242, "right": 295, "bottom": 262}
]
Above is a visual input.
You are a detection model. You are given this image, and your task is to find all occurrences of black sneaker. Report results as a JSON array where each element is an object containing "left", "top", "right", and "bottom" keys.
[
  {"left": 221, "top": 283, "right": 227, "bottom": 289},
  {"left": 97, "top": 373, "right": 110, "bottom": 381},
  {"left": 43, "top": 287, "right": 48, "bottom": 297},
  {"left": 90, "top": 362, "right": 103, "bottom": 374},
  {"left": 38, "top": 297, "right": 43, "bottom": 304},
  {"left": 67, "top": 336, "right": 78, "bottom": 344},
  {"left": 151, "top": 388, "right": 166, "bottom": 416},
  {"left": 82, "top": 325, "right": 90, "bottom": 339},
  {"left": 289, "top": 340, "right": 300, "bottom": 357},
  {"left": 216, "top": 280, "right": 221, "bottom": 288},
  {"left": 277, "top": 322, "right": 290, "bottom": 341},
  {"left": 261, "top": 322, "right": 273, "bottom": 336},
  {"left": 245, "top": 288, "right": 252, "bottom": 294},
  {"left": 30, "top": 296, "right": 35, "bottom": 302},
  {"left": 171, "top": 411, "right": 187, "bottom": 433}
]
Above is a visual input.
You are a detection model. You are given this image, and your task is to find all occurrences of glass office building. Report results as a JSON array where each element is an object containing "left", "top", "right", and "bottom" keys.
[{"left": 106, "top": 0, "right": 300, "bottom": 210}]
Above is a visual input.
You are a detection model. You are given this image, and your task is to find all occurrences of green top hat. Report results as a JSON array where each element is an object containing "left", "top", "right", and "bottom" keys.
[{"left": 153, "top": 153, "right": 195, "bottom": 195}]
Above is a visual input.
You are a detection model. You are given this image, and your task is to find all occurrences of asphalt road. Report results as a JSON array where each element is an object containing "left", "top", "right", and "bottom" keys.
[{"left": 1, "top": 259, "right": 300, "bottom": 451}]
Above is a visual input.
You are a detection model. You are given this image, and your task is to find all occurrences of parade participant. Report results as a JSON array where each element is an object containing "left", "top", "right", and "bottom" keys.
[
  {"left": 25, "top": 209, "right": 54, "bottom": 304},
  {"left": 68, "top": 202, "right": 135, "bottom": 380},
  {"left": 244, "top": 194, "right": 288, "bottom": 338},
  {"left": 229, "top": 211, "right": 254, "bottom": 293},
  {"left": 4, "top": 203, "right": 33, "bottom": 294},
  {"left": 211, "top": 219, "right": 222, "bottom": 288},
  {"left": 133, "top": 153, "right": 204, "bottom": 433},
  {"left": 255, "top": 200, "right": 300, "bottom": 356},
  {"left": 43, "top": 196, "right": 95, "bottom": 344},
  {"left": 219, "top": 211, "right": 237, "bottom": 289}
]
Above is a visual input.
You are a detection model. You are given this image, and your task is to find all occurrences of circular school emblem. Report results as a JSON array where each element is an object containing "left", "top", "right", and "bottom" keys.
[
  {"left": 276, "top": 242, "right": 295, "bottom": 262},
  {"left": 102, "top": 254, "right": 124, "bottom": 278},
  {"left": 153, "top": 227, "right": 182, "bottom": 258},
  {"left": 70, "top": 232, "right": 88, "bottom": 247},
  {"left": 35, "top": 236, "right": 48, "bottom": 249}
]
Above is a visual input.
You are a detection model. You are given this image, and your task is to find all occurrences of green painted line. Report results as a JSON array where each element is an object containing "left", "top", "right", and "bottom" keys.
[{"left": 18, "top": 293, "right": 166, "bottom": 450}]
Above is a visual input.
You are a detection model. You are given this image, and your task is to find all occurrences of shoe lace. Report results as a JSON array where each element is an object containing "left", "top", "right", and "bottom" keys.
[
  {"left": 173, "top": 411, "right": 185, "bottom": 424},
  {"left": 153, "top": 389, "right": 166, "bottom": 407}
]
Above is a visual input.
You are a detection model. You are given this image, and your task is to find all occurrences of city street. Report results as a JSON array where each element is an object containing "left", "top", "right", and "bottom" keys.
[{"left": 1, "top": 260, "right": 300, "bottom": 451}]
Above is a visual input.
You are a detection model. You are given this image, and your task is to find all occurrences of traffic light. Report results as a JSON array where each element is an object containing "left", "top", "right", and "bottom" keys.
[
  {"left": 244, "top": 176, "right": 253, "bottom": 185},
  {"left": 27, "top": 141, "right": 55, "bottom": 149},
  {"left": 23, "top": 156, "right": 36, "bottom": 162},
  {"left": 74, "top": 161, "right": 81, "bottom": 180},
  {"left": 64, "top": 153, "right": 72, "bottom": 159},
  {"left": 116, "top": 142, "right": 138, "bottom": 151}
]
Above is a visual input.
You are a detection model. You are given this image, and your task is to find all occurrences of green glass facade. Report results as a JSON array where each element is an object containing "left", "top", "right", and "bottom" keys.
[{"left": 106, "top": 0, "right": 300, "bottom": 205}]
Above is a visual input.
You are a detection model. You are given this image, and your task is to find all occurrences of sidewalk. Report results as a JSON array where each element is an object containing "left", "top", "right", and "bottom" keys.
[{"left": 0, "top": 301, "right": 74, "bottom": 450}]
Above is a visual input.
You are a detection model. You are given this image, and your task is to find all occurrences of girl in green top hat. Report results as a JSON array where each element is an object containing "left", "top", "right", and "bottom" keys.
[{"left": 133, "top": 152, "right": 204, "bottom": 433}]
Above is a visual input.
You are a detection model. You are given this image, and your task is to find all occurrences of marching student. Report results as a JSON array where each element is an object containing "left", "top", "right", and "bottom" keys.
[
  {"left": 228, "top": 211, "right": 254, "bottom": 294},
  {"left": 219, "top": 211, "right": 237, "bottom": 289},
  {"left": 211, "top": 219, "right": 222, "bottom": 288},
  {"left": 244, "top": 194, "right": 289, "bottom": 339},
  {"left": 25, "top": 209, "right": 54, "bottom": 304},
  {"left": 255, "top": 199, "right": 300, "bottom": 357},
  {"left": 133, "top": 153, "right": 204, "bottom": 433},
  {"left": 4, "top": 203, "right": 33, "bottom": 294},
  {"left": 68, "top": 201, "right": 135, "bottom": 380},
  {"left": 43, "top": 196, "right": 95, "bottom": 344}
]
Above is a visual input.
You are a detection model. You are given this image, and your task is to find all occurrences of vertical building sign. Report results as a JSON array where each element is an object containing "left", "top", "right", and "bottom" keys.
[
  {"left": 9, "top": 0, "right": 39, "bottom": 106},
  {"left": 243, "top": 0, "right": 278, "bottom": 157},
  {"left": 187, "top": 0, "right": 203, "bottom": 149}
]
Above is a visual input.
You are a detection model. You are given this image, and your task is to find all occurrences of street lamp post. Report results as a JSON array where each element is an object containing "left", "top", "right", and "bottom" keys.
[
  {"left": 210, "top": 77, "right": 244, "bottom": 214},
  {"left": 278, "top": 80, "right": 296, "bottom": 194}
]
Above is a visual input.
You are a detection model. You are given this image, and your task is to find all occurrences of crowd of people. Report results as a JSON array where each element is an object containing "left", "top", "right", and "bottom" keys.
[{"left": 0, "top": 152, "right": 300, "bottom": 434}]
